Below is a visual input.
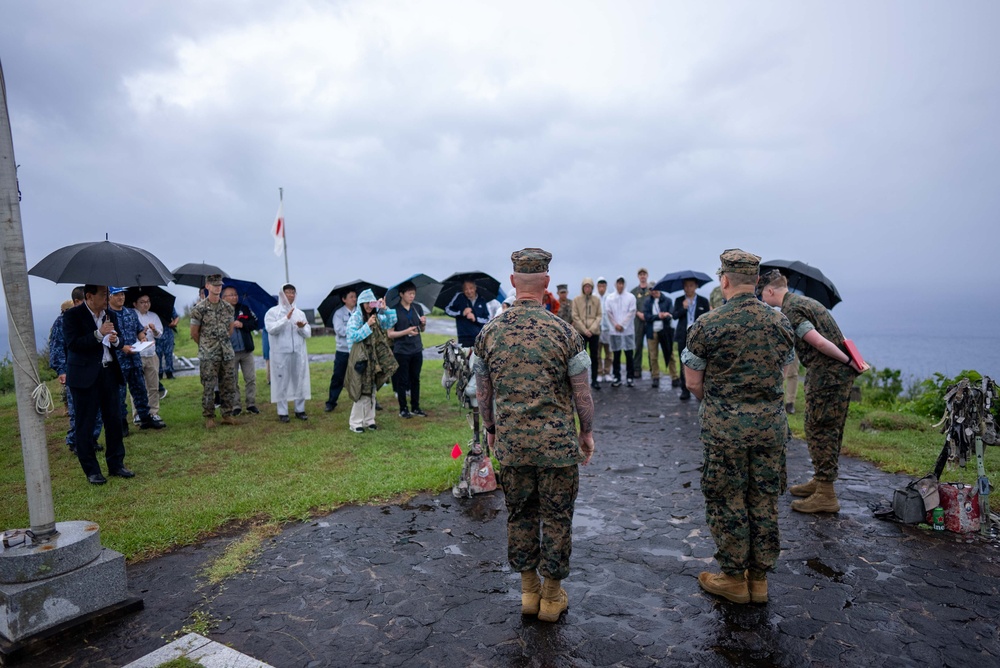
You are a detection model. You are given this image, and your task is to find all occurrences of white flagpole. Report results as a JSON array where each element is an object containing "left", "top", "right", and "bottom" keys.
[{"left": 280, "top": 187, "right": 289, "bottom": 284}]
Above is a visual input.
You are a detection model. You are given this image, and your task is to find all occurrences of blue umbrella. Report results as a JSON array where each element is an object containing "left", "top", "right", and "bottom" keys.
[
  {"left": 221, "top": 278, "right": 277, "bottom": 330},
  {"left": 653, "top": 270, "right": 713, "bottom": 294}
]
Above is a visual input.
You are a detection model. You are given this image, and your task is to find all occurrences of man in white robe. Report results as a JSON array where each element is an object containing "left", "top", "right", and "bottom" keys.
[
  {"left": 603, "top": 275, "right": 637, "bottom": 387},
  {"left": 264, "top": 284, "right": 312, "bottom": 422}
]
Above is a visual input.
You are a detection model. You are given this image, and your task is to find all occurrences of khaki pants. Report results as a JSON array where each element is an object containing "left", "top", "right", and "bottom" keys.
[
  {"left": 350, "top": 395, "right": 376, "bottom": 429},
  {"left": 140, "top": 355, "right": 160, "bottom": 416},
  {"left": 784, "top": 353, "right": 799, "bottom": 404},
  {"left": 646, "top": 331, "right": 678, "bottom": 380},
  {"left": 599, "top": 342, "right": 612, "bottom": 375},
  {"left": 233, "top": 350, "right": 257, "bottom": 410}
]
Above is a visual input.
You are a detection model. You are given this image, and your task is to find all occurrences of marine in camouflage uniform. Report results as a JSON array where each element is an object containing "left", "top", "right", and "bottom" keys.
[
  {"left": 759, "top": 269, "right": 863, "bottom": 513},
  {"left": 190, "top": 275, "right": 237, "bottom": 423},
  {"left": 682, "top": 249, "right": 794, "bottom": 604},
  {"left": 49, "top": 307, "right": 103, "bottom": 449},
  {"left": 474, "top": 247, "right": 595, "bottom": 623}
]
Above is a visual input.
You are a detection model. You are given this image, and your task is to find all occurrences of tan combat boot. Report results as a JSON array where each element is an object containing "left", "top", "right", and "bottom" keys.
[
  {"left": 789, "top": 477, "right": 818, "bottom": 497},
  {"left": 538, "top": 577, "right": 568, "bottom": 622},
  {"left": 221, "top": 415, "right": 238, "bottom": 426},
  {"left": 747, "top": 572, "right": 768, "bottom": 604},
  {"left": 698, "top": 571, "right": 750, "bottom": 604},
  {"left": 791, "top": 481, "right": 840, "bottom": 513},
  {"left": 204, "top": 418, "right": 216, "bottom": 429},
  {"left": 520, "top": 570, "right": 541, "bottom": 616}
]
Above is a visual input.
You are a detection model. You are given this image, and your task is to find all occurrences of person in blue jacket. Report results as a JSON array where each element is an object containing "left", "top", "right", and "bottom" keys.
[{"left": 444, "top": 280, "right": 491, "bottom": 347}]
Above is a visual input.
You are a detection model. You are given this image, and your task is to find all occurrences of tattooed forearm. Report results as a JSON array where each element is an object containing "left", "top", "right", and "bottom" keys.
[
  {"left": 570, "top": 371, "right": 594, "bottom": 433},
  {"left": 476, "top": 372, "right": 495, "bottom": 426}
]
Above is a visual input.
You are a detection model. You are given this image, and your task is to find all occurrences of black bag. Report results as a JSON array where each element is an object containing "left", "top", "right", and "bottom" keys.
[{"left": 892, "top": 474, "right": 939, "bottom": 524}]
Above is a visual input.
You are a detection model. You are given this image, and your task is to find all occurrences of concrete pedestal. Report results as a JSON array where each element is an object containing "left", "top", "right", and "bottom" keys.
[{"left": 0, "top": 520, "right": 140, "bottom": 655}]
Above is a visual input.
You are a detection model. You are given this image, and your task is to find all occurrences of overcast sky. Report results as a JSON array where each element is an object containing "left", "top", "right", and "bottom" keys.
[{"left": 2, "top": 1, "right": 998, "bottom": 357}]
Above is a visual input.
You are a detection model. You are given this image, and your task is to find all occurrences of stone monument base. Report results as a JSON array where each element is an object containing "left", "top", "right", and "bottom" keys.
[{"left": 0, "top": 521, "right": 142, "bottom": 663}]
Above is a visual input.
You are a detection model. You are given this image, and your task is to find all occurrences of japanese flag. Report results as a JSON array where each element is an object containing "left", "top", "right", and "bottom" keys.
[{"left": 271, "top": 201, "right": 285, "bottom": 257}]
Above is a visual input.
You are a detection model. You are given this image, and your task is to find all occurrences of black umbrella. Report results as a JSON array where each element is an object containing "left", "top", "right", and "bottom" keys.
[
  {"left": 434, "top": 271, "right": 502, "bottom": 310},
  {"left": 384, "top": 273, "right": 443, "bottom": 311},
  {"left": 760, "top": 259, "right": 841, "bottom": 309},
  {"left": 222, "top": 278, "right": 277, "bottom": 330},
  {"left": 318, "top": 279, "right": 386, "bottom": 327},
  {"left": 172, "top": 262, "right": 229, "bottom": 288},
  {"left": 28, "top": 240, "right": 174, "bottom": 286},
  {"left": 653, "top": 270, "right": 713, "bottom": 294},
  {"left": 124, "top": 286, "right": 176, "bottom": 325}
]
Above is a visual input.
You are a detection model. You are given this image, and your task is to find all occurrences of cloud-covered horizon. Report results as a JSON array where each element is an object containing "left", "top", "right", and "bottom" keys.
[{"left": 3, "top": 0, "right": 999, "bottom": 355}]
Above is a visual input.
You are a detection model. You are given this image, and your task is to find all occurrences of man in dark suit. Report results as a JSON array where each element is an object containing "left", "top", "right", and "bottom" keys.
[
  {"left": 63, "top": 284, "right": 133, "bottom": 485},
  {"left": 672, "top": 279, "right": 711, "bottom": 401}
]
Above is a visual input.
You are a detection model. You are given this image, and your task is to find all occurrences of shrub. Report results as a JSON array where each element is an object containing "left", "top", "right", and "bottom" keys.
[
  {"left": 858, "top": 367, "right": 903, "bottom": 408},
  {"left": 902, "top": 369, "right": 997, "bottom": 420},
  {"left": 0, "top": 357, "right": 13, "bottom": 394}
]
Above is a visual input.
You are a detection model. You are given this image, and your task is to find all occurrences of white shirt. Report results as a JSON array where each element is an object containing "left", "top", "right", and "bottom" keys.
[{"left": 136, "top": 311, "right": 163, "bottom": 357}]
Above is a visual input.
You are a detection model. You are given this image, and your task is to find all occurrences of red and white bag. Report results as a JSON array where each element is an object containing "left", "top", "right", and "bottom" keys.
[{"left": 938, "top": 483, "right": 980, "bottom": 533}]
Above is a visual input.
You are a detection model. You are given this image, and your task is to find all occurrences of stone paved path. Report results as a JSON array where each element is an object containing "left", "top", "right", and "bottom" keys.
[{"left": 21, "top": 379, "right": 1000, "bottom": 667}]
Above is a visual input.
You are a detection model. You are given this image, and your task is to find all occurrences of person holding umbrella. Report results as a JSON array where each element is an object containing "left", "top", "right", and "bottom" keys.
[
  {"left": 444, "top": 280, "right": 491, "bottom": 347},
  {"left": 672, "top": 279, "right": 710, "bottom": 400},
  {"left": 62, "top": 285, "right": 133, "bottom": 484},
  {"left": 757, "top": 269, "right": 867, "bottom": 514},
  {"left": 325, "top": 289, "right": 358, "bottom": 413}
]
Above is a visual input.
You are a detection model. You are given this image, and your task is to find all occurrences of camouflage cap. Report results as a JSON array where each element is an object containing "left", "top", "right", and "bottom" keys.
[
  {"left": 718, "top": 248, "right": 760, "bottom": 276},
  {"left": 511, "top": 248, "right": 552, "bottom": 274},
  {"left": 206, "top": 274, "right": 224, "bottom": 286},
  {"left": 556, "top": 283, "right": 568, "bottom": 292},
  {"left": 755, "top": 268, "right": 784, "bottom": 296}
]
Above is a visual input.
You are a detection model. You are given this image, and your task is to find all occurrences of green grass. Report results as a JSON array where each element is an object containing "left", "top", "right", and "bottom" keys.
[
  {"left": 785, "top": 389, "right": 999, "bottom": 513},
  {"left": 0, "top": 358, "right": 473, "bottom": 562}
]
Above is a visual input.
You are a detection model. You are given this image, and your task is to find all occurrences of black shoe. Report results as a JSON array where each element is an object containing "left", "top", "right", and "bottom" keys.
[
  {"left": 324, "top": 402, "right": 336, "bottom": 412},
  {"left": 680, "top": 391, "right": 691, "bottom": 401},
  {"left": 166, "top": 372, "right": 175, "bottom": 380},
  {"left": 140, "top": 416, "right": 165, "bottom": 430},
  {"left": 410, "top": 409, "right": 427, "bottom": 417},
  {"left": 611, "top": 377, "right": 622, "bottom": 388},
  {"left": 626, "top": 378, "right": 634, "bottom": 388},
  {"left": 87, "top": 474, "right": 107, "bottom": 485},
  {"left": 214, "top": 391, "right": 221, "bottom": 408},
  {"left": 368, "top": 424, "right": 378, "bottom": 431},
  {"left": 232, "top": 408, "right": 242, "bottom": 416},
  {"left": 399, "top": 409, "right": 412, "bottom": 419},
  {"left": 590, "top": 381, "right": 601, "bottom": 391},
  {"left": 109, "top": 467, "right": 135, "bottom": 478},
  {"left": 159, "top": 388, "right": 168, "bottom": 399},
  {"left": 295, "top": 412, "right": 308, "bottom": 421},
  {"left": 375, "top": 402, "right": 383, "bottom": 411},
  {"left": 247, "top": 406, "right": 260, "bottom": 414},
  {"left": 350, "top": 426, "right": 365, "bottom": 433},
  {"left": 651, "top": 379, "right": 660, "bottom": 389},
  {"left": 278, "top": 415, "right": 290, "bottom": 423},
  {"left": 672, "top": 378, "right": 680, "bottom": 388}
]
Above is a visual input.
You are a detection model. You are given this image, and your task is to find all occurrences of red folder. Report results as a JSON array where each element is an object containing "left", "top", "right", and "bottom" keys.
[{"left": 843, "top": 339, "right": 864, "bottom": 368}]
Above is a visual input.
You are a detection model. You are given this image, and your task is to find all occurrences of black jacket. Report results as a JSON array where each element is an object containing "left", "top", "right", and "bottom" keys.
[
  {"left": 233, "top": 302, "right": 257, "bottom": 352},
  {"left": 641, "top": 294, "right": 674, "bottom": 340},
  {"left": 63, "top": 302, "right": 124, "bottom": 388},
  {"left": 671, "top": 294, "right": 710, "bottom": 346}
]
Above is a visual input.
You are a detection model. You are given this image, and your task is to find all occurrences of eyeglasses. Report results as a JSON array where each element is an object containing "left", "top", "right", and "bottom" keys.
[{"left": 136, "top": 299, "right": 151, "bottom": 304}]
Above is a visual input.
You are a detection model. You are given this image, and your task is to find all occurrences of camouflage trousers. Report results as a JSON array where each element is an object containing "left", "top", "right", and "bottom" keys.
[
  {"left": 499, "top": 464, "right": 579, "bottom": 580},
  {"left": 702, "top": 436, "right": 784, "bottom": 576},
  {"left": 200, "top": 355, "right": 236, "bottom": 418},
  {"left": 804, "top": 378, "right": 853, "bottom": 482}
]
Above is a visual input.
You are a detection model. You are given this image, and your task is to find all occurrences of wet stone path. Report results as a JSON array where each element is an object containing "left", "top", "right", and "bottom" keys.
[{"left": 22, "top": 377, "right": 1000, "bottom": 667}]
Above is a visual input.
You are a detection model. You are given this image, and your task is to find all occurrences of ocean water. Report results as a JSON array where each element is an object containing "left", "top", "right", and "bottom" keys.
[{"left": 853, "top": 334, "right": 1000, "bottom": 387}]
